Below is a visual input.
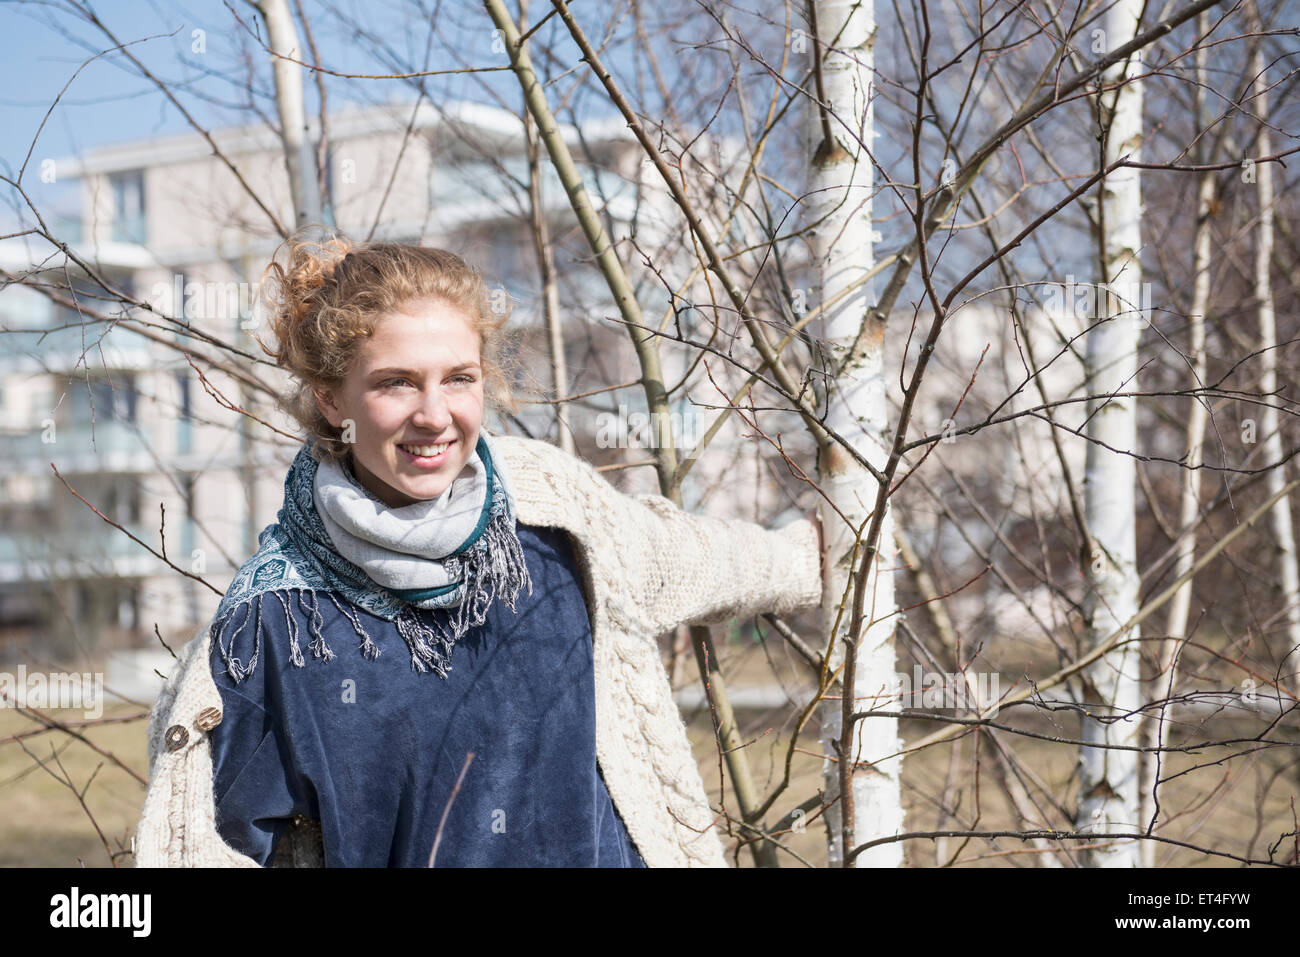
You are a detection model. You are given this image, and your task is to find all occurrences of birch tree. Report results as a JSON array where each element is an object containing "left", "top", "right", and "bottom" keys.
[
  {"left": 256, "top": 0, "right": 322, "bottom": 228},
  {"left": 805, "top": 0, "right": 904, "bottom": 868},
  {"left": 1249, "top": 8, "right": 1300, "bottom": 701},
  {"left": 1075, "top": 0, "right": 1145, "bottom": 867},
  {"left": 1138, "top": 10, "right": 1216, "bottom": 868},
  {"left": 518, "top": 0, "right": 574, "bottom": 455}
]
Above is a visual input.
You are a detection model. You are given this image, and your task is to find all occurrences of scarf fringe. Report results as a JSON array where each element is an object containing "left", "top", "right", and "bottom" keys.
[
  {"left": 214, "top": 588, "right": 353, "bottom": 684},
  {"left": 327, "top": 592, "right": 382, "bottom": 661},
  {"left": 214, "top": 536, "right": 531, "bottom": 683},
  {"left": 273, "top": 591, "right": 305, "bottom": 667},
  {"left": 395, "top": 610, "right": 456, "bottom": 677},
  {"left": 447, "top": 507, "right": 534, "bottom": 637},
  {"left": 297, "top": 590, "right": 336, "bottom": 664},
  {"left": 390, "top": 504, "right": 535, "bottom": 679},
  {"left": 212, "top": 599, "right": 260, "bottom": 684}
]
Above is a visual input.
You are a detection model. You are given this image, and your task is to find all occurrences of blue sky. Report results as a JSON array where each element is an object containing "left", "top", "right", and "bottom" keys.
[
  {"left": 1, "top": 2, "right": 199, "bottom": 172},
  {"left": 0, "top": 0, "right": 548, "bottom": 226}
]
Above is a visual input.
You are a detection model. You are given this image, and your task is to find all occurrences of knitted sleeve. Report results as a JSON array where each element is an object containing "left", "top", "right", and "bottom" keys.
[
  {"left": 567, "top": 456, "right": 823, "bottom": 637},
  {"left": 134, "top": 627, "right": 263, "bottom": 867},
  {"left": 621, "top": 495, "right": 822, "bottom": 634}
]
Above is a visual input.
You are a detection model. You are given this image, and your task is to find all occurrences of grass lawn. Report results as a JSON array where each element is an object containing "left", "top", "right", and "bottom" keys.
[
  {"left": 2, "top": 629, "right": 1294, "bottom": 867},
  {"left": 0, "top": 701, "right": 149, "bottom": 867}
]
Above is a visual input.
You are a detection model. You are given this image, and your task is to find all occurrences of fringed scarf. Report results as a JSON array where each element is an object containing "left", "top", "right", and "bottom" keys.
[{"left": 211, "top": 430, "right": 533, "bottom": 683}]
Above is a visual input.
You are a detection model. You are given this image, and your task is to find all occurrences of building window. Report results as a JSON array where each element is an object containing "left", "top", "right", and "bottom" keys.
[
  {"left": 66, "top": 372, "right": 137, "bottom": 430},
  {"left": 176, "top": 370, "right": 192, "bottom": 454},
  {"left": 124, "top": 476, "right": 141, "bottom": 525},
  {"left": 109, "top": 170, "right": 146, "bottom": 244},
  {"left": 118, "top": 585, "right": 140, "bottom": 631},
  {"left": 181, "top": 474, "right": 196, "bottom": 559},
  {"left": 92, "top": 373, "right": 137, "bottom": 422},
  {"left": 4, "top": 284, "right": 52, "bottom": 330}
]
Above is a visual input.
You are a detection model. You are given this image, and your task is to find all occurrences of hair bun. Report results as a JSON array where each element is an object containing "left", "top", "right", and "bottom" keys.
[
  {"left": 259, "top": 229, "right": 353, "bottom": 345},
  {"left": 290, "top": 233, "right": 351, "bottom": 299}
]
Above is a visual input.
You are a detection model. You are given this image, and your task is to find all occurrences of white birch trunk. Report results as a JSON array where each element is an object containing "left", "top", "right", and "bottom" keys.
[
  {"left": 1076, "top": 0, "right": 1144, "bottom": 867},
  {"left": 1139, "top": 14, "right": 1214, "bottom": 866},
  {"left": 806, "top": 0, "right": 903, "bottom": 868},
  {"left": 259, "top": 0, "right": 322, "bottom": 229},
  {"left": 1251, "top": 35, "right": 1300, "bottom": 700}
]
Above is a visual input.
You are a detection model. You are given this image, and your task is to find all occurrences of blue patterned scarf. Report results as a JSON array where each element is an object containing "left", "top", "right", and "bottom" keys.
[{"left": 212, "top": 432, "right": 532, "bottom": 682}]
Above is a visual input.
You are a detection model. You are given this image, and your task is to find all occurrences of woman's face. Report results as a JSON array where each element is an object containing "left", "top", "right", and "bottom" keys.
[{"left": 314, "top": 297, "right": 484, "bottom": 508}]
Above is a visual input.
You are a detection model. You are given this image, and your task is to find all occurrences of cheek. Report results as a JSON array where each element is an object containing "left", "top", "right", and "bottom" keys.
[
  {"left": 358, "top": 395, "right": 413, "bottom": 437},
  {"left": 451, "top": 390, "right": 484, "bottom": 419}
]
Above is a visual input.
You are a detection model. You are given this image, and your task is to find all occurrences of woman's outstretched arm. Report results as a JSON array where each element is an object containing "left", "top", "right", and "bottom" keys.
[
  {"left": 605, "top": 489, "right": 823, "bottom": 636},
  {"left": 518, "top": 439, "right": 825, "bottom": 637},
  {"left": 495, "top": 434, "right": 826, "bottom": 638}
]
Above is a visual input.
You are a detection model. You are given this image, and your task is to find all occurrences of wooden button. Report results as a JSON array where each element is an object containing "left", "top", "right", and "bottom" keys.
[
  {"left": 164, "top": 725, "right": 189, "bottom": 751},
  {"left": 194, "top": 707, "right": 222, "bottom": 731}
]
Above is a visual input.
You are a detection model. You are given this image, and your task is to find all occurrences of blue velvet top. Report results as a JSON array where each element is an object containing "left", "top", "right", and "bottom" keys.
[{"left": 207, "top": 523, "right": 646, "bottom": 868}]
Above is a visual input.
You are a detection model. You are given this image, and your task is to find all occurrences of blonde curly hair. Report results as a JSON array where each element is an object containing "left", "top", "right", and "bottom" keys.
[{"left": 256, "top": 228, "right": 517, "bottom": 463}]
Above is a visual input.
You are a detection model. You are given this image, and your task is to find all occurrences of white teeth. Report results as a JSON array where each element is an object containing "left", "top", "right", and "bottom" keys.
[{"left": 400, "top": 442, "right": 450, "bottom": 458}]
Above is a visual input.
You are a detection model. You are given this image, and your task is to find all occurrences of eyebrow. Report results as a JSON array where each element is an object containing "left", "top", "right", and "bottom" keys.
[{"left": 369, "top": 363, "right": 481, "bottom": 377}]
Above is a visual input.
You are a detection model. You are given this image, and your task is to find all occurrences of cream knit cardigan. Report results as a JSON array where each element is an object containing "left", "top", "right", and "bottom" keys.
[{"left": 134, "top": 434, "right": 823, "bottom": 868}]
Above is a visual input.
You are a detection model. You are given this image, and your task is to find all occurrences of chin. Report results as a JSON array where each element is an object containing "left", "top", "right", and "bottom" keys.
[
  {"left": 383, "top": 472, "right": 444, "bottom": 501},
  {"left": 414, "top": 462, "right": 468, "bottom": 492},
  {"left": 353, "top": 438, "right": 478, "bottom": 507},
  {"left": 410, "top": 477, "right": 454, "bottom": 500}
]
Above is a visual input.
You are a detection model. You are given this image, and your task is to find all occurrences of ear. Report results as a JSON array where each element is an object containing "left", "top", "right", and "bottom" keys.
[{"left": 313, "top": 385, "right": 343, "bottom": 428}]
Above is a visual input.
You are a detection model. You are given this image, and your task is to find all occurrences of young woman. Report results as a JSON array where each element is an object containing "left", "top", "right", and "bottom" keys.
[{"left": 134, "top": 233, "right": 825, "bottom": 868}]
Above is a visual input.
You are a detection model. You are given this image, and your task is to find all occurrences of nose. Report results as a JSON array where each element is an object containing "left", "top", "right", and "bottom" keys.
[{"left": 411, "top": 385, "right": 452, "bottom": 431}]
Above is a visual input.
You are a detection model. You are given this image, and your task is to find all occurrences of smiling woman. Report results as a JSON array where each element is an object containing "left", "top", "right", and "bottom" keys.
[
  {"left": 260, "top": 235, "right": 515, "bottom": 479},
  {"left": 312, "top": 297, "right": 486, "bottom": 508},
  {"left": 132, "top": 227, "right": 825, "bottom": 869}
]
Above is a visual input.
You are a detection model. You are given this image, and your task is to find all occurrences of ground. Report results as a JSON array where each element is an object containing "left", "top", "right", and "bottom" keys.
[{"left": 1, "top": 634, "right": 1294, "bottom": 867}]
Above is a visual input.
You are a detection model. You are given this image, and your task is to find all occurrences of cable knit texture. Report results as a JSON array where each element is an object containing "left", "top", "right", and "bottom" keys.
[{"left": 134, "top": 434, "right": 823, "bottom": 868}]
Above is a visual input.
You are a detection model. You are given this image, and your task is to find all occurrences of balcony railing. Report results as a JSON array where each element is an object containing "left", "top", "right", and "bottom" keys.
[
  {"left": 0, "top": 521, "right": 169, "bottom": 583},
  {"left": 0, "top": 325, "right": 153, "bottom": 375},
  {"left": 0, "top": 421, "right": 152, "bottom": 476}
]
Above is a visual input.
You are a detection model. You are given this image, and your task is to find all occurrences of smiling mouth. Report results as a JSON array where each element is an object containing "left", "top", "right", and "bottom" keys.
[{"left": 398, "top": 440, "right": 454, "bottom": 458}]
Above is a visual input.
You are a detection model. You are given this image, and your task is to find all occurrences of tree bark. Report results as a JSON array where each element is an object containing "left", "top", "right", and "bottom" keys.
[
  {"left": 1249, "top": 14, "right": 1300, "bottom": 701},
  {"left": 1076, "top": 0, "right": 1145, "bottom": 868},
  {"left": 806, "top": 0, "right": 904, "bottom": 868},
  {"left": 258, "top": 0, "right": 322, "bottom": 229},
  {"left": 519, "top": 0, "right": 574, "bottom": 454},
  {"left": 1139, "top": 11, "right": 1215, "bottom": 867}
]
